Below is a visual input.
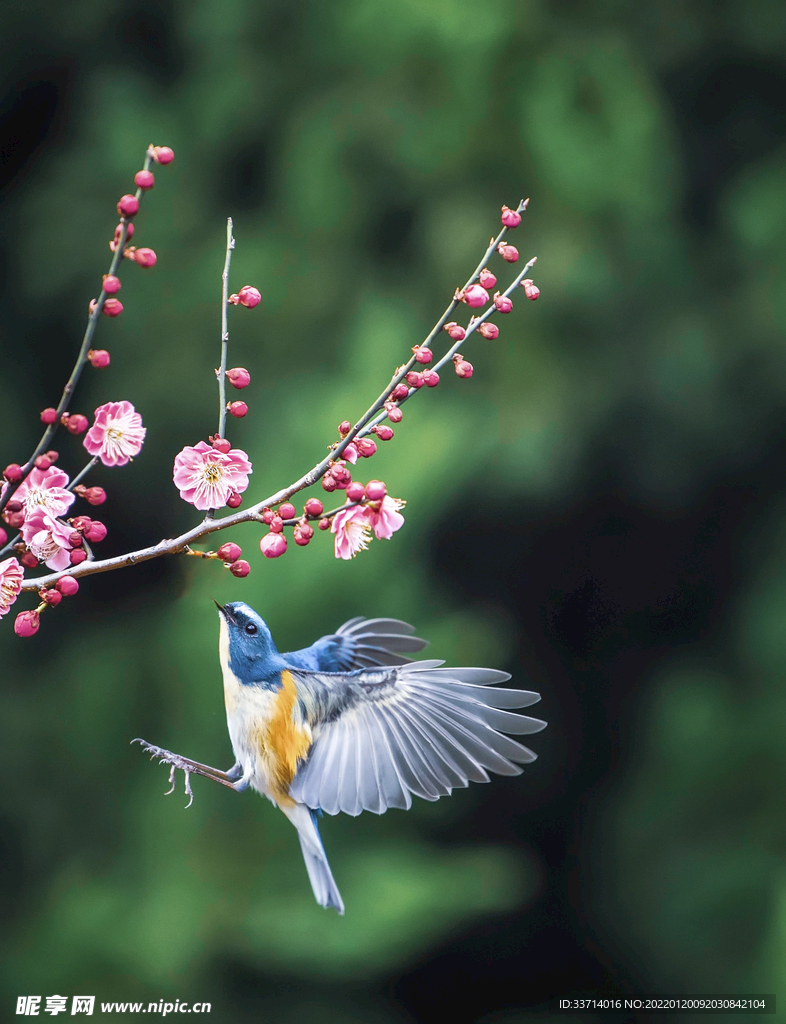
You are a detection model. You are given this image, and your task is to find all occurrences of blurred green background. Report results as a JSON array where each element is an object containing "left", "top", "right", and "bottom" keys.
[{"left": 2, "top": 1, "right": 786, "bottom": 1021}]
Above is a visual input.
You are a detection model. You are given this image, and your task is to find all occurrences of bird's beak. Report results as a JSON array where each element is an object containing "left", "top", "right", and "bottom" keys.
[{"left": 213, "top": 599, "right": 236, "bottom": 624}]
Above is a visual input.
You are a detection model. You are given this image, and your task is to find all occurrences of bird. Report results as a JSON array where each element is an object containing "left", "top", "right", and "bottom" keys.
[{"left": 134, "top": 601, "right": 546, "bottom": 915}]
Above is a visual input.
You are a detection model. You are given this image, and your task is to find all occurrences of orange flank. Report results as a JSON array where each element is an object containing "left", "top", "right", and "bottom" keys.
[{"left": 262, "top": 670, "right": 312, "bottom": 807}]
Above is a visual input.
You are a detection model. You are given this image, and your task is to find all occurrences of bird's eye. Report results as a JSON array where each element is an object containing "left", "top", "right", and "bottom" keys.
[{"left": 245, "top": 622, "right": 258, "bottom": 635}]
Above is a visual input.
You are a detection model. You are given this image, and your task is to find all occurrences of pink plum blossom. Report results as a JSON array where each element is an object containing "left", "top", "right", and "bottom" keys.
[
  {"left": 367, "top": 496, "right": 406, "bottom": 540},
  {"left": 342, "top": 442, "right": 358, "bottom": 465},
  {"left": 14, "top": 466, "right": 75, "bottom": 519},
  {"left": 0, "top": 557, "right": 24, "bottom": 618},
  {"left": 331, "top": 495, "right": 405, "bottom": 559},
  {"left": 173, "top": 441, "right": 252, "bottom": 511},
  {"left": 84, "top": 401, "right": 146, "bottom": 467},
  {"left": 21, "top": 510, "right": 74, "bottom": 571}
]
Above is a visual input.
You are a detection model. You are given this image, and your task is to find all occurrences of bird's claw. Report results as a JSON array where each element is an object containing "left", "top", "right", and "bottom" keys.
[{"left": 132, "top": 738, "right": 195, "bottom": 808}]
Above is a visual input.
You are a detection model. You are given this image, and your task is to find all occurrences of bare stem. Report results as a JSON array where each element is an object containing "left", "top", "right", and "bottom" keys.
[{"left": 217, "top": 218, "right": 234, "bottom": 441}]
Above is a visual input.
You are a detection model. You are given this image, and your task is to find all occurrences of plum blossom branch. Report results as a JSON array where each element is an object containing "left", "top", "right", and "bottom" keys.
[{"left": 217, "top": 218, "right": 235, "bottom": 443}]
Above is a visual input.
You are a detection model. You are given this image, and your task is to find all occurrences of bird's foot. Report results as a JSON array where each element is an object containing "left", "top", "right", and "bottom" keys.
[{"left": 132, "top": 738, "right": 241, "bottom": 806}]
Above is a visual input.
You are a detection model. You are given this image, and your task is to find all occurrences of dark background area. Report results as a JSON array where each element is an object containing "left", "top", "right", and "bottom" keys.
[{"left": 2, "top": 2, "right": 786, "bottom": 1022}]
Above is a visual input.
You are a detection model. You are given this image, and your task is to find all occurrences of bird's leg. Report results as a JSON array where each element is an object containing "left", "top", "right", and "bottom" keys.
[{"left": 132, "top": 738, "right": 243, "bottom": 807}]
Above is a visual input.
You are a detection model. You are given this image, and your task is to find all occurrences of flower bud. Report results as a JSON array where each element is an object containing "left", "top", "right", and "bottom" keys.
[
  {"left": 110, "top": 222, "right": 134, "bottom": 251},
  {"left": 134, "top": 169, "right": 155, "bottom": 190},
  {"left": 391, "top": 383, "right": 409, "bottom": 401},
  {"left": 14, "top": 610, "right": 40, "bottom": 637},
  {"left": 56, "top": 576, "right": 80, "bottom": 596},
  {"left": 338, "top": 420, "right": 352, "bottom": 436},
  {"left": 355, "top": 437, "right": 377, "bottom": 458},
  {"left": 237, "top": 285, "right": 261, "bottom": 308},
  {"left": 463, "top": 284, "right": 489, "bottom": 308},
  {"left": 68, "top": 531, "right": 83, "bottom": 547},
  {"left": 384, "top": 402, "right": 403, "bottom": 423},
  {"left": 494, "top": 292, "right": 513, "bottom": 314},
  {"left": 226, "top": 491, "right": 242, "bottom": 509},
  {"left": 454, "top": 356, "right": 474, "bottom": 378},
  {"left": 261, "top": 509, "right": 275, "bottom": 524},
  {"left": 331, "top": 463, "right": 352, "bottom": 486},
  {"left": 103, "top": 298, "right": 123, "bottom": 317},
  {"left": 6, "top": 501, "right": 22, "bottom": 514},
  {"left": 346, "top": 482, "right": 365, "bottom": 502},
  {"left": 152, "top": 146, "right": 174, "bottom": 164},
  {"left": 365, "top": 480, "right": 387, "bottom": 501},
  {"left": 65, "top": 414, "right": 89, "bottom": 435},
  {"left": 304, "top": 498, "right": 324, "bottom": 517},
  {"left": 278, "top": 502, "right": 296, "bottom": 520},
  {"left": 422, "top": 368, "right": 440, "bottom": 387},
  {"left": 0, "top": 527, "right": 6, "bottom": 545},
  {"left": 130, "top": 247, "right": 157, "bottom": 268},
  {"left": 211, "top": 437, "right": 232, "bottom": 454},
  {"left": 343, "top": 442, "right": 358, "bottom": 464},
  {"left": 45, "top": 450, "right": 59, "bottom": 463},
  {"left": 374, "top": 425, "right": 394, "bottom": 441},
  {"left": 40, "top": 408, "right": 58, "bottom": 425},
  {"left": 500, "top": 205, "right": 522, "bottom": 228},
  {"left": 322, "top": 474, "right": 338, "bottom": 492},
  {"left": 478, "top": 322, "right": 499, "bottom": 340},
  {"left": 414, "top": 346, "right": 433, "bottom": 363},
  {"left": 294, "top": 521, "right": 314, "bottom": 546},
  {"left": 21, "top": 551, "right": 39, "bottom": 569},
  {"left": 227, "top": 367, "right": 251, "bottom": 389},
  {"left": 269, "top": 516, "right": 284, "bottom": 533},
  {"left": 34, "top": 455, "right": 52, "bottom": 471},
  {"left": 3, "top": 464, "right": 23, "bottom": 483},
  {"left": 479, "top": 268, "right": 497, "bottom": 290},
  {"left": 445, "top": 323, "right": 465, "bottom": 341},
  {"left": 6, "top": 511, "right": 24, "bottom": 529},
  {"left": 229, "top": 559, "right": 251, "bottom": 577},
  {"left": 85, "top": 487, "right": 106, "bottom": 506},
  {"left": 260, "top": 532, "right": 287, "bottom": 558},
  {"left": 117, "top": 194, "right": 139, "bottom": 217},
  {"left": 70, "top": 516, "right": 92, "bottom": 531},
  {"left": 405, "top": 371, "right": 424, "bottom": 389},
  {"left": 497, "top": 243, "right": 519, "bottom": 263},
  {"left": 521, "top": 278, "right": 540, "bottom": 300},
  {"left": 217, "top": 542, "right": 242, "bottom": 562},
  {"left": 70, "top": 549, "right": 87, "bottom": 565},
  {"left": 318, "top": 517, "right": 331, "bottom": 530},
  {"left": 84, "top": 521, "right": 107, "bottom": 543},
  {"left": 227, "top": 401, "right": 248, "bottom": 418},
  {"left": 88, "top": 349, "right": 111, "bottom": 367},
  {"left": 42, "top": 589, "right": 62, "bottom": 606}
]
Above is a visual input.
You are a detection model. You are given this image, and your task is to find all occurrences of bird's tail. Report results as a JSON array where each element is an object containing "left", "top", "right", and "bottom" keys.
[{"left": 283, "top": 803, "right": 345, "bottom": 914}]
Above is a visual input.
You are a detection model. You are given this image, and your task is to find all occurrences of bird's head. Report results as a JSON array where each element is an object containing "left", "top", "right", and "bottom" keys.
[{"left": 215, "top": 600, "right": 282, "bottom": 683}]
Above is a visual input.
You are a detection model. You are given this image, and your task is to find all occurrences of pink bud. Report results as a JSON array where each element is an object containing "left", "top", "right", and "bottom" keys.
[
  {"left": 103, "top": 298, "right": 123, "bottom": 317},
  {"left": 422, "top": 369, "right": 440, "bottom": 387},
  {"left": 385, "top": 403, "right": 403, "bottom": 423},
  {"left": 278, "top": 502, "right": 296, "bottom": 520},
  {"left": 70, "top": 516, "right": 91, "bottom": 531},
  {"left": 3, "top": 464, "right": 23, "bottom": 483},
  {"left": 270, "top": 516, "right": 284, "bottom": 533},
  {"left": 500, "top": 205, "right": 522, "bottom": 228},
  {"left": 152, "top": 146, "right": 174, "bottom": 164},
  {"left": 6, "top": 500, "right": 22, "bottom": 513},
  {"left": 84, "top": 521, "right": 107, "bottom": 543},
  {"left": 497, "top": 243, "right": 519, "bottom": 263},
  {"left": 318, "top": 518, "right": 331, "bottom": 531},
  {"left": 217, "top": 542, "right": 242, "bottom": 562},
  {"left": 131, "top": 247, "right": 157, "bottom": 268},
  {"left": 237, "top": 285, "right": 261, "bottom": 308},
  {"left": 463, "top": 284, "right": 489, "bottom": 308},
  {"left": 134, "top": 170, "right": 155, "bottom": 190},
  {"left": 294, "top": 522, "right": 314, "bottom": 546},
  {"left": 261, "top": 509, "right": 275, "bottom": 524},
  {"left": 304, "top": 498, "right": 324, "bottom": 517},
  {"left": 331, "top": 463, "right": 352, "bottom": 486},
  {"left": 365, "top": 480, "right": 387, "bottom": 501},
  {"left": 355, "top": 437, "right": 377, "bottom": 458},
  {"left": 229, "top": 559, "right": 251, "bottom": 577},
  {"left": 227, "top": 367, "right": 251, "bottom": 389},
  {"left": 414, "top": 346, "right": 433, "bottom": 363},
  {"left": 65, "top": 414, "right": 89, "bottom": 435},
  {"left": 14, "top": 611, "right": 40, "bottom": 637},
  {"left": 110, "top": 222, "right": 134, "bottom": 252},
  {"left": 445, "top": 323, "right": 466, "bottom": 341},
  {"left": 322, "top": 474, "right": 337, "bottom": 492},
  {"left": 406, "top": 371, "right": 424, "bottom": 389},
  {"left": 40, "top": 408, "right": 58, "bottom": 425},
  {"left": 21, "top": 551, "right": 39, "bottom": 569},
  {"left": 346, "top": 482, "right": 365, "bottom": 502},
  {"left": 338, "top": 420, "right": 352, "bottom": 436},
  {"left": 35, "top": 455, "right": 52, "bottom": 470},
  {"left": 521, "top": 278, "right": 540, "bottom": 300},
  {"left": 85, "top": 486, "right": 106, "bottom": 506},
  {"left": 226, "top": 491, "right": 242, "bottom": 509},
  {"left": 374, "top": 425, "right": 394, "bottom": 441},
  {"left": 88, "top": 349, "right": 111, "bottom": 367},
  {"left": 454, "top": 357, "right": 474, "bottom": 378},
  {"left": 56, "top": 576, "right": 80, "bottom": 596},
  {"left": 391, "top": 383, "right": 409, "bottom": 401},
  {"left": 479, "top": 268, "right": 497, "bottom": 290},
  {"left": 260, "top": 532, "right": 287, "bottom": 558},
  {"left": 494, "top": 292, "right": 513, "bottom": 314},
  {"left": 68, "top": 531, "right": 83, "bottom": 547},
  {"left": 211, "top": 437, "right": 232, "bottom": 454},
  {"left": 228, "top": 401, "right": 248, "bottom": 418},
  {"left": 6, "top": 511, "right": 24, "bottom": 529},
  {"left": 45, "top": 450, "right": 59, "bottom": 463},
  {"left": 478, "top": 322, "right": 499, "bottom": 340},
  {"left": 70, "top": 549, "right": 87, "bottom": 565},
  {"left": 117, "top": 195, "right": 139, "bottom": 217},
  {"left": 42, "top": 589, "right": 62, "bottom": 606},
  {"left": 343, "top": 442, "right": 358, "bottom": 464},
  {"left": 0, "top": 527, "right": 6, "bottom": 545}
]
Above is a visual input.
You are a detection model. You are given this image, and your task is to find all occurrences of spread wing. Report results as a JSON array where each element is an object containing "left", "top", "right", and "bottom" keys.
[
  {"left": 284, "top": 617, "right": 429, "bottom": 672},
  {"left": 289, "top": 661, "right": 545, "bottom": 816}
]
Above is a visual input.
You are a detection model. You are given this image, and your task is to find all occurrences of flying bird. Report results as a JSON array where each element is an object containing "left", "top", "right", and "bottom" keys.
[{"left": 135, "top": 602, "right": 546, "bottom": 914}]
